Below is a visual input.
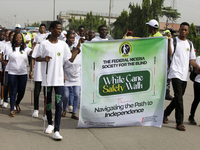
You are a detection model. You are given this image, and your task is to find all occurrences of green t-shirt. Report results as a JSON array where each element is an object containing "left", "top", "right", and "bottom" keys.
[{"left": 149, "top": 31, "right": 163, "bottom": 37}]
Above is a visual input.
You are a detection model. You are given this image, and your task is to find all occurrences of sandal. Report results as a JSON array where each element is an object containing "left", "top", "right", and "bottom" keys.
[
  {"left": 10, "top": 110, "right": 15, "bottom": 117},
  {"left": 71, "top": 114, "right": 79, "bottom": 120},
  {"left": 15, "top": 103, "right": 21, "bottom": 113},
  {"left": 61, "top": 110, "right": 67, "bottom": 117},
  {"left": 176, "top": 124, "right": 186, "bottom": 131},
  {"left": 163, "top": 116, "right": 168, "bottom": 124}
]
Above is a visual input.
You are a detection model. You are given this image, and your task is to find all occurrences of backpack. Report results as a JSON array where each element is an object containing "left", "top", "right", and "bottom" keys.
[
  {"left": 170, "top": 37, "right": 196, "bottom": 81},
  {"left": 190, "top": 67, "right": 197, "bottom": 82}
]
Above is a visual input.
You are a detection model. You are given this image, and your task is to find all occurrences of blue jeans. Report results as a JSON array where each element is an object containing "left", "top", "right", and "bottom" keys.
[
  {"left": 63, "top": 86, "right": 80, "bottom": 114},
  {"left": 63, "top": 86, "right": 74, "bottom": 111},
  {"left": 44, "top": 86, "right": 64, "bottom": 132},
  {"left": 8, "top": 74, "right": 27, "bottom": 111}
]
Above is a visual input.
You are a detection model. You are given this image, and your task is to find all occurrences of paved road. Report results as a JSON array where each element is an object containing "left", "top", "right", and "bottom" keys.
[{"left": 1, "top": 73, "right": 200, "bottom": 150}]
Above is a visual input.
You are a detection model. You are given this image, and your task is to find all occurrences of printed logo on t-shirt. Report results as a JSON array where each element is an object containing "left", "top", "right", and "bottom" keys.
[
  {"left": 186, "top": 48, "right": 190, "bottom": 52},
  {"left": 57, "top": 52, "right": 61, "bottom": 57},
  {"left": 119, "top": 42, "right": 132, "bottom": 58}
]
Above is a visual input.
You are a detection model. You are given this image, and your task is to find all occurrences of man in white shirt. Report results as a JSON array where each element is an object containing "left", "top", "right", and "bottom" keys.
[
  {"left": 30, "top": 23, "right": 47, "bottom": 118},
  {"left": 75, "top": 25, "right": 85, "bottom": 43},
  {"left": 34, "top": 21, "right": 80, "bottom": 140},
  {"left": 92, "top": 25, "right": 108, "bottom": 41},
  {"left": 163, "top": 22, "right": 200, "bottom": 131}
]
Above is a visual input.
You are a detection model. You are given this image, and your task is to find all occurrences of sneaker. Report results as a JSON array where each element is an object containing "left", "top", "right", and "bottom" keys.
[
  {"left": 68, "top": 105, "right": 73, "bottom": 113},
  {"left": 43, "top": 115, "right": 47, "bottom": 121},
  {"left": 0, "top": 99, "right": 3, "bottom": 105},
  {"left": 45, "top": 125, "right": 54, "bottom": 134},
  {"left": 188, "top": 117, "right": 197, "bottom": 125},
  {"left": 2, "top": 102, "right": 8, "bottom": 108},
  {"left": 52, "top": 131, "right": 63, "bottom": 140},
  {"left": 32, "top": 110, "right": 39, "bottom": 118}
]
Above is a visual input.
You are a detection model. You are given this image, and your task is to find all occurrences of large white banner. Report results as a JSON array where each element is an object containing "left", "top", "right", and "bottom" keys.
[{"left": 78, "top": 37, "right": 167, "bottom": 128}]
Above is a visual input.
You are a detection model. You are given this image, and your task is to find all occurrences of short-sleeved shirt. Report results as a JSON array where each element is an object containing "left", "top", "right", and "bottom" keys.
[
  {"left": 149, "top": 31, "right": 163, "bottom": 37},
  {"left": 32, "top": 44, "right": 42, "bottom": 81},
  {"left": 168, "top": 37, "right": 196, "bottom": 81},
  {"left": 7, "top": 47, "right": 32, "bottom": 75},
  {"left": 34, "top": 40, "right": 71, "bottom": 86},
  {"left": 91, "top": 36, "right": 108, "bottom": 41},
  {"left": 33, "top": 33, "right": 48, "bottom": 44}
]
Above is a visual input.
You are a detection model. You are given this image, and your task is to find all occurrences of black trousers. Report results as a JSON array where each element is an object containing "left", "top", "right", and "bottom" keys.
[
  {"left": 164, "top": 78, "right": 187, "bottom": 126},
  {"left": 190, "top": 82, "right": 200, "bottom": 118},
  {"left": 34, "top": 81, "right": 42, "bottom": 110}
]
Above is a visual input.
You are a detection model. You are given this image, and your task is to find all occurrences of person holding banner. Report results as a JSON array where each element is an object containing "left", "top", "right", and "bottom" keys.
[
  {"left": 92, "top": 25, "right": 108, "bottom": 41},
  {"left": 34, "top": 21, "right": 81, "bottom": 140},
  {"left": 163, "top": 22, "right": 200, "bottom": 131},
  {"left": 146, "top": 19, "right": 162, "bottom": 37},
  {"left": 62, "top": 32, "right": 83, "bottom": 120}
]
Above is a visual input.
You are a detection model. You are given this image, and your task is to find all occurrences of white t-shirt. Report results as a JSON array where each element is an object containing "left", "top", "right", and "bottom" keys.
[
  {"left": 75, "top": 35, "right": 85, "bottom": 44},
  {"left": 194, "top": 56, "right": 200, "bottom": 83},
  {"left": 0, "top": 42, "right": 6, "bottom": 71},
  {"left": 34, "top": 40, "right": 71, "bottom": 86},
  {"left": 24, "top": 34, "right": 31, "bottom": 41},
  {"left": 4, "top": 42, "right": 12, "bottom": 71},
  {"left": 58, "top": 32, "right": 65, "bottom": 41},
  {"left": 91, "top": 36, "right": 108, "bottom": 41},
  {"left": 64, "top": 44, "right": 81, "bottom": 86},
  {"left": 32, "top": 44, "right": 42, "bottom": 81},
  {"left": 7, "top": 47, "right": 32, "bottom": 75},
  {"left": 168, "top": 37, "right": 196, "bottom": 81},
  {"left": 33, "top": 33, "right": 48, "bottom": 44}
]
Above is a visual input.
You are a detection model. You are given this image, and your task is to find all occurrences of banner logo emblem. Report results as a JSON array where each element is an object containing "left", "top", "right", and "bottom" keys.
[{"left": 119, "top": 42, "right": 132, "bottom": 57}]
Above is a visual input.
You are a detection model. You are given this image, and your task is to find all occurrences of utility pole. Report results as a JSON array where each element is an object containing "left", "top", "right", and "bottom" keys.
[
  {"left": 108, "top": 0, "right": 112, "bottom": 34},
  {"left": 53, "top": 0, "right": 55, "bottom": 21}
]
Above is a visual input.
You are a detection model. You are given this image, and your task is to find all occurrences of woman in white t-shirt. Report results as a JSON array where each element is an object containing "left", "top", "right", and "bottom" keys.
[
  {"left": 7, "top": 32, "right": 32, "bottom": 117},
  {"left": 62, "top": 31, "right": 81, "bottom": 120}
]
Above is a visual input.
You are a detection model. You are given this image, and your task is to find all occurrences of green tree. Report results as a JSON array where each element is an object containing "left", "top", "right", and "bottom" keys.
[
  {"left": 112, "top": 10, "right": 129, "bottom": 39},
  {"left": 187, "top": 23, "right": 199, "bottom": 55},
  {"left": 161, "top": 6, "right": 181, "bottom": 29},
  {"left": 67, "top": 11, "right": 106, "bottom": 32},
  {"left": 112, "top": 0, "right": 164, "bottom": 38},
  {"left": 151, "top": 0, "right": 164, "bottom": 21},
  {"left": 27, "top": 22, "right": 40, "bottom": 27}
]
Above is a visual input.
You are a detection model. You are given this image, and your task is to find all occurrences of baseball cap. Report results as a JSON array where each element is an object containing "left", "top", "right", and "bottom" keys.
[
  {"left": 15, "top": 24, "right": 21, "bottom": 28},
  {"left": 146, "top": 19, "right": 159, "bottom": 28}
]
